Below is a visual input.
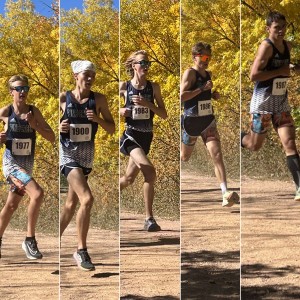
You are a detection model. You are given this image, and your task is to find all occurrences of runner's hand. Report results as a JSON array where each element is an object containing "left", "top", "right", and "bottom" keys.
[
  {"left": 0, "top": 132, "right": 6, "bottom": 143},
  {"left": 203, "top": 80, "right": 213, "bottom": 91},
  {"left": 132, "top": 94, "right": 148, "bottom": 107},
  {"left": 25, "top": 111, "right": 37, "bottom": 129},
  {"left": 120, "top": 108, "right": 131, "bottom": 117},
  {"left": 60, "top": 119, "right": 70, "bottom": 133},
  {"left": 279, "top": 65, "right": 290, "bottom": 77},
  {"left": 212, "top": 91, "right": 220, "bottom": 100},
  {"left": 86, "top": 109, "right": 96, "bottom": 121}
]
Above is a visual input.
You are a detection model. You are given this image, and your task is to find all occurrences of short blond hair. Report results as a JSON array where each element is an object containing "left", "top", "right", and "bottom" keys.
[
  {"left": 124, "top": 50, "right": 148, "bottom": 78},
  {"left": 8, "top": 74, "right": 29, "bottom": 89}
]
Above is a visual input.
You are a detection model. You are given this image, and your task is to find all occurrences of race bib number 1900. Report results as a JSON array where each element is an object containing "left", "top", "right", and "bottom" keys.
[
  {"left": 132, "top": 105, "right": 150, "bottom": 120},
  {"left": 198, "top": 100, "right": 212, "bottom": 117},
  {"left": 272, "top": 78, "right": 288, "bottom": 96},
  {"left": 12, "top": 138, "right": 32, "bottom": 155},
  {"left": 70, "top": 124, "right": 92, "bottom": 142}
]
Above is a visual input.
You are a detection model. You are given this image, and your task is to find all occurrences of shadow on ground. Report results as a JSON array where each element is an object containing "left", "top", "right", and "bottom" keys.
[
  {"left": 181, "top": 250, "right": 240, "bottom": 299},
  {"left": 241, "top": 263, "right": 300, "bottom": 299},
  {"left": 121, "top": 296, "right": 179, "bottom": 299}
]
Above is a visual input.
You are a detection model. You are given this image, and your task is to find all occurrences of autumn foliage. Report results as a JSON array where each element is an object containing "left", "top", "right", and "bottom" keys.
[
  {"left": 241, "top": 0, "right": 300, "bottom": 178},
  {"left": 120, "top": 0, "right": 180, "bottom": 218},
  {"left": 0, "top": 0, "right": 59, "bottom": 233},
  {"left": 181, "top": 0, "right": 241, "bottom": 178}
]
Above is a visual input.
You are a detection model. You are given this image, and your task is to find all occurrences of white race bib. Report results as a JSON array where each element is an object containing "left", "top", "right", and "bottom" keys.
[
  {"left": 198, "top": 100, "right": 212, "bottom": 117},
  {"left": 12, "top": 138, "right": 32, "bottom": 156},
  {"left": 132, "top": 105, "right": 150, "bottom": 120},
  {"left": 70, "top": 124, "right": 92, "bottom": 142},
  {"left": 272, "top": 78, "right": 288, "bottom": 96}
]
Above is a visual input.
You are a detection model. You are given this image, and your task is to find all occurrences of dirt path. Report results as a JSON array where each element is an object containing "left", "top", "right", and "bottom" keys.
[
  {"left": 241, "top": 177, "right": 300, "bottom": 299},
  {"left": 0, "top": 227, "right": 59, "bottom": 299},
  {"left": 60, "top": 223, "right": 119, "bottom": 299},
  {"left": 120, "top": 212, "right": 180, "bottom": 299},
  {"left": 181, "top": 170, "right": 240, "bottom": 299}
]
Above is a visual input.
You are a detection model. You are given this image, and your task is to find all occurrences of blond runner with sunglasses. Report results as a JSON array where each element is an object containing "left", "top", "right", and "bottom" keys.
[
  {"left": 120, "top": 50, "right": 167, "bottom": 231},
  {"left": 181, "top": 42, "right": 239, "bottom": 207},
  {"left": 0, "top": 75, "right": 55, "bottom": 260}
]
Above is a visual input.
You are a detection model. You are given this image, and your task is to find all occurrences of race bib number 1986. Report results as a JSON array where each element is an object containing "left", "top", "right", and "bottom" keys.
[{"left": 198, "top": 100, "right": 212, "bottom": 117}]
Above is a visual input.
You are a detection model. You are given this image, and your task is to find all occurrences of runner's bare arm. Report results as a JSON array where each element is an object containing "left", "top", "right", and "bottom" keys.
[
  {"left": 59, "top": 92, "right": 69, "bottom": 133},
  {"left": 180, "top": 68, "right": 203, "bottom": 102},
  {"left": 59, "top": 92, "right": 67, "bottom": 112},
  {"left": 250, "top": 41, "right": 290, "bottom": 81},
  {"left": 0, "top": 106, "right": 10, "bottom": 144},
  {"left": 149, "top": 82, "right": 167, "bottom": 119},
  {"left": 28, "top": 106, "right": 55, "bottom": 143},
  {"left": 119, "top": 81, "right": 130, "bottom": 117},
  {"left": 92, "top": 93, "right": 115, "bottom": 134}
]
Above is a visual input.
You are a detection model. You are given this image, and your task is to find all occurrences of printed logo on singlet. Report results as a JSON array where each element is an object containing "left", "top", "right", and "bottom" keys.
[
  {"left": 67, "top": 108, "right": 87, "bottom": 118},
  {"left": 9, "top": 121, "right": 32, "bottom": 133},
  {"left": 272, "top": 58, "right": 289, "bottom": 68}
]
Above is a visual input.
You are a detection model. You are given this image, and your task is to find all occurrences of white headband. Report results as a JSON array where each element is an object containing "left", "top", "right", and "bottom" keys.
[{"left": 71, "top": 60, "right": 96, "bottom": 74}]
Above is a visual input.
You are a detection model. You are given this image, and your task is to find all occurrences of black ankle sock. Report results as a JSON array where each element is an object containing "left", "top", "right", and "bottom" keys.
[
  {"left": 78, "top": 248, "right": 87, "bottom": 252},
  {"left": 25, "top": 236, "right": 35, "bottom": 241},
  {"left": 287, "top": 154, "right": 300, "bottom": 189}
]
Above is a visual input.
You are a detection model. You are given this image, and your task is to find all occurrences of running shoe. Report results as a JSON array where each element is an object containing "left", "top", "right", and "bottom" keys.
[
  {"left": 144, "top": 217, "right": 161, "bottom": 232},
  {"left": 73, "top": 249, "right": 95, "bottom": 271},
  {"left": 222, "top": 191, "right": 240, "bottom": 207},
  {"left": 22, "top": 239, "right": 43, "bottom": 259},
  {"left": 294, "top": 188, "right": 300, "bottom": 201}
]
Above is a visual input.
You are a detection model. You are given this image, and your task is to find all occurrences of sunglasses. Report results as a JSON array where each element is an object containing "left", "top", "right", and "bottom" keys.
[
  {"left": 11, "top": 86, "right": 30, "bottom": 92},
  {"left": 194, "top": 54, "right": 211, "bottom": 62},
  {"left": 134, "top": 60, "right": 152, "bottom": 68}
]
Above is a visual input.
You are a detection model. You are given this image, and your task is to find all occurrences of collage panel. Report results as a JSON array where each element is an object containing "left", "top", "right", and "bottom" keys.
[
  {"left": 241, "top": 1, "right": 300, "bottom": 299},
  {"left": 180, "top": 0, "right": 241, "bottom": 299},
  {"left": 59, "top": 0, "right": 119, "bottom": 299},
  {"left": 0, "top": 0, "right": 59, "bottom": 298},
  {"left": 119, "top": 0, "right": 181, "bottom": 298}
]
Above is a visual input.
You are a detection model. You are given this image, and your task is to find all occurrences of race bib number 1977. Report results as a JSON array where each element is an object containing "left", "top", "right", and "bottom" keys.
[{"left": 12, "top": 138, "right": 32, "bottom": 155}]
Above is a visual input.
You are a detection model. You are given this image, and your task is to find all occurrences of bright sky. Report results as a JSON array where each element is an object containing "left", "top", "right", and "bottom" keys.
[{"left": 0, "top": 0, "right": 119, "bottom": 17}]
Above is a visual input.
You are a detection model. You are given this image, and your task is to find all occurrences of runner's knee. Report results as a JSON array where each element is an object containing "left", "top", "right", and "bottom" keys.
[
  {"left": 31, "top": 186, "right": 44, "bottom": 203},
  {"left": 80, "top": 194, "right": 94, "bottom": 210},
  {"left": 142, "top": 165, "right": 156, "bottom": 183},
  {"left": 122, "top": 174, "right": 136, "bottom": 186},
  {"left": 64, "top": 198, "right": 78, "bottom": 211},
  {"left": 6, "top": 201, "right": 19, "bottom": 212}
]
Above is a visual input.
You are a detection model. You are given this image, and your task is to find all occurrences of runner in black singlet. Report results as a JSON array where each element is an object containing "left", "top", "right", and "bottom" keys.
[
  {"left": 181, "top": 42, "right": 239, "bottom": 207},
  {"left": 241, "top": 12, "right": 300, "bottom": 201},
  {"left": 59, "top": 60, "right": 115, "bottom": 271},
  {"left": 0, "top": 74, "right": 55, "bottom": 260},
  {"left": 120, "top": 50, "right": 167, "bottom": 231}
]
